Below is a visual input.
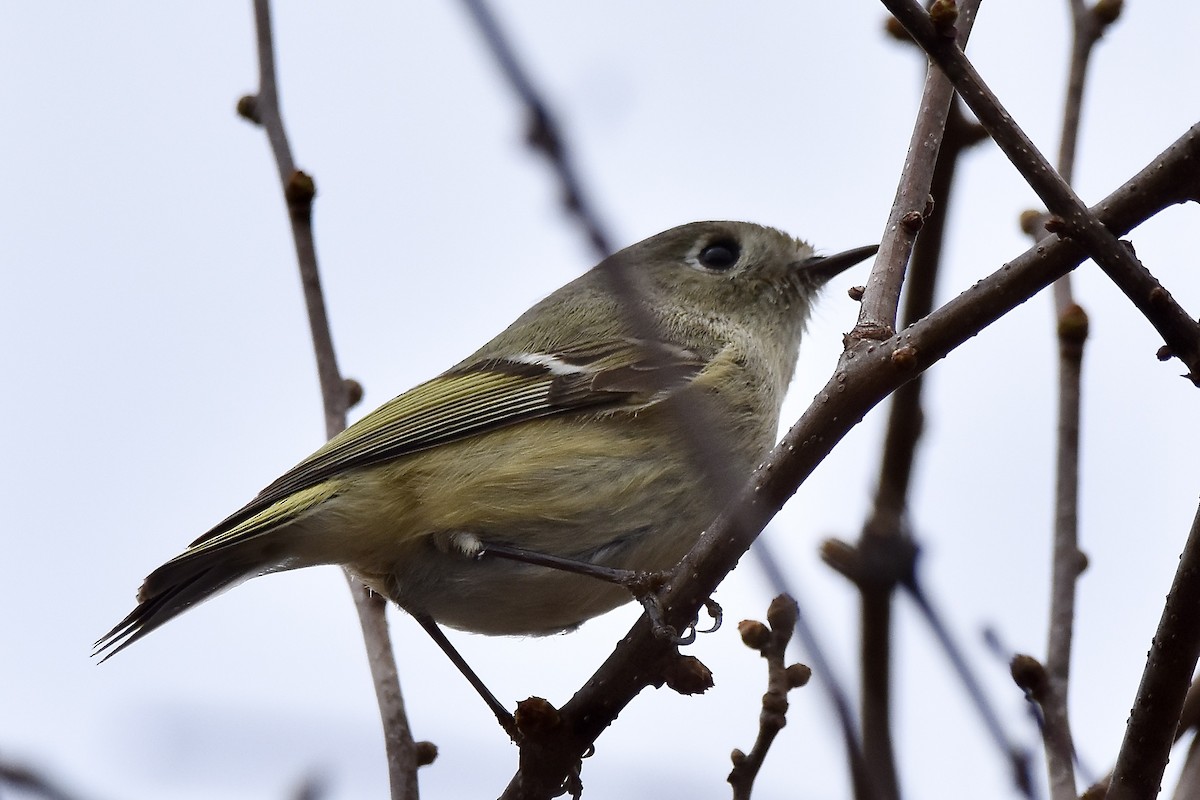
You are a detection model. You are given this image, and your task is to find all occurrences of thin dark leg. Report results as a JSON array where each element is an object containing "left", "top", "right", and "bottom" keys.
[
  {"left": 413, "top": 612, "right": 517, "bottom": 739},
  {"left": 476, "top": 541, "right": 656, "bottom": 589},
  {"left": 476, "top": 542, "right": 712, "bottom": 642}
]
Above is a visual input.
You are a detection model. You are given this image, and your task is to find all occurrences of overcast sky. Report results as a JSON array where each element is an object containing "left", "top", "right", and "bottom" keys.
[{"left": 3, "top": 3, "right": 1199, "bottom": 799}]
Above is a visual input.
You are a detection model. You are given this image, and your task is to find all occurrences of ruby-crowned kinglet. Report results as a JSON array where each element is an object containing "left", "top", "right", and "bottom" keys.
[{"left": 96, "top": 221, "right": 875, "bottom": 658}]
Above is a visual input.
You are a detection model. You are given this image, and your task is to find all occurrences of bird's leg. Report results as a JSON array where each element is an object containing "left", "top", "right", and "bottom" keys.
[
  {"left": 474, "top": 540, "right": 655, "bottom": 588},
  {"left": 471, "top": 540, "right": 701, "bottom": 642},
  {"left": 413, "top": 612, "right": 518, "bottom": 740}
]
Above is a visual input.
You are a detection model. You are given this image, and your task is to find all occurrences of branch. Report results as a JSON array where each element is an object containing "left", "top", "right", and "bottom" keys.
[
  {"left": 854, "top": 0, "right": 980, "bottom": 340},
  {"left": 1041, "top": 298, "right": 1088, "bottom": 800},
  {"left": 457, "top": 0, "right": 612, "bottom": 258},
  {"left": 0, "top": 758, "right": 83, "bottom": 800},
  {"left": 1035, "top": 4, "right": 1120, "bottom": 794},
  {"left": 1011, "top": 654, "right": 1076, "bottom": 800},
  {"left": 1106, "top": 500, "right": 1200, "bottom": 800},
  {"left": 751, "top": 539, "right": 877, "bottom": 799},
  {"left": 836, "top": 3, "right": 983, "bottom": 796},
  {"left": 881, "top": 0, "right": 1200, "bottom": 386},
  {"left": 239, "top": 2, "right": 420, "bottom": 797},
  {"left": 728, "top": 596, "right": 812, "bottom": 800},
  {"left": 1081, "top": 674, "right": 1200, "bottom": 798},
  {"left": 499, "top": 121, "right": 1200, "bottom": 800}
]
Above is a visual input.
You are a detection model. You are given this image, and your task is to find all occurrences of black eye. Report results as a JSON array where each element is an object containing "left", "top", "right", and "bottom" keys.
[{"left": 697, "top": 240, "right": 740, "bottom": 271}]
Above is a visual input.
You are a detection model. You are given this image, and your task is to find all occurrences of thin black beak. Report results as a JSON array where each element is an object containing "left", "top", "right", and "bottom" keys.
[{"left": 795, "top": 244, "right": 879, "bottom": 283}]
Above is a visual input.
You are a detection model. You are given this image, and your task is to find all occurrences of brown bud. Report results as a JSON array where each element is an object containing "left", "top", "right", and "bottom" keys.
[
  {"left": 1018, "top": 209, "right": 1046, "bottom": 236},
  {"left": 415, "top": 740, "right": 439, "bottom": 767},
  {"left": 766, "top": 594, "right": 798, "bottom": 635},
  {"left": 236, "top": 94, "right": 261, "bottom": 124},
  {"left": 663, "top": 654, "right": 714, "bottom": 695},
  {"left": 762, "top": 691, "right": 789, "bottom": 715},
  {"left": 1043, "top": 215, "right": 1068, "bottom": 237},
  {"left": 848, "top": 285, "right": 866, "bottom": 301},
  {"left": 514, "top": 696, "right": 560, "bottom": 736},
  {"left": 1092, "top": 0, "right": 1123, "bottom": 25},
  {"left": 929, "top": 0, "right": 959, "bottom": 34},
  {"left": 785, "top": 663, "right": 813, "bottom": 689},
  {"left": 344, "top": 377, "right": 365, "bottom": 408},
  {"left": 738, "top": 619, "right": 771, "bottom": 651},
  {"left": 285, "top": 170, "right": 317, "bottom": 205},
  {"left": 730, "top": 748, "right": 747, "bottom": 767},
  {"left": 900, "top": 210, "right": 924, "bottom": 233},
  {"left": 883, "top": 16, "right": 912, "bottom": 43},
  {"left": 820, "top": 538, "right": 863, "bottom": 583},
  {"left": 1010, "top": 653, "right": 1048, "bottom": 697},
  {"left": 1057, "top": 303, "right": 1090, "bottom": 344}
]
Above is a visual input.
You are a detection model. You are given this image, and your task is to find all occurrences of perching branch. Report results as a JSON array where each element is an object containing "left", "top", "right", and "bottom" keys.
[
  {"left": 499, "top": 120, "right": 1200, "bottom": 800},
  {"left": 239, "top": 2, "right": 420, "bottom": 797}
]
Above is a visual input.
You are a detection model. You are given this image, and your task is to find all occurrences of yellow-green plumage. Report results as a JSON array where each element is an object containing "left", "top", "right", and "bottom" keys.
[{"left": 96, "top": 221, "right": 875, "bottom": 658}]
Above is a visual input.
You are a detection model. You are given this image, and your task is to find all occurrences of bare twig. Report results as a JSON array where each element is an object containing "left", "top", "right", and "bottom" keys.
[
  {"left": 240, "top": 2, "right": 419, "bottom": 797},
  {"left": 1107, "top": 501, "right": 1200, "bottom": 800},
  {"left": 1034, "top": 5, "right": 1120, "bottom": 795},
  {"left": 1011, "top": 654, "right": 1075, "bottom": 800},
  {"left": 1082, "top": 674, "right": 1200, "bottom": 798},
  {"left": 1057, "top": 0, "right": 1121, "bottom": 190},
  {"left": 499, "top": 121, "right": 1200, "bottom": 800},
  {"left": 1040, "top": 298, "right": 1088, "bottom": 800},
  {"left": 903, "top": 577, "right": 1037, "bottom": 797},
  {"left": 752, "top": 539, "right": 877, "bottom": 799},
  {"left": 834, "top": 3, "right": 983, "bottom": 797},
  {"left": 881, "top": 0, "right": 1200, "bottom": 386},
  {"left": 457, "top": 0, "right": 612, "bottom": 258},
  {"left": 854, "top": 0, "right": 981, "bottom": 341},
  {"left": 728, "top": 595, "right": 812, "bottom": 800},
  {"left": 0, "top": 758, "right": 84, "bottom": 800}
]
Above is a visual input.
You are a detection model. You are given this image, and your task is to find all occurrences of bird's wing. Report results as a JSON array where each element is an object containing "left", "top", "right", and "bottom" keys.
[{"left": 190, "top": 337, "right": 709, "bottom": 547}]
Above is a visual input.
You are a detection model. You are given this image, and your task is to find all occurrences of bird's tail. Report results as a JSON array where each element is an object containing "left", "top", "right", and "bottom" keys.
[{"left": 94, "top": 482, "right": 340, "bottom": 661}]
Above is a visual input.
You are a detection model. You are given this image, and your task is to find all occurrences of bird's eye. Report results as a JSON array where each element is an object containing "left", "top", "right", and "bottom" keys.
[{"left": 696, "top": 239, "right": 741, "bottom": 271}]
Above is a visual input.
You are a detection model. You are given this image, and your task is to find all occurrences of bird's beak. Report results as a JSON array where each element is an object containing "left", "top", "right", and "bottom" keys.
[{"left": 795, "top": 244, "right": 879, "bottom": 283}]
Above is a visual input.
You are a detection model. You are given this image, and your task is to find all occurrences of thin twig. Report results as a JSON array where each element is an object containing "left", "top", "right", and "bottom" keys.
[
  {"left": 1037, "top": 4, "right": 1120, "bottom": 794},
  {"left": 498, "top": 121, "right": 1200, "bottom": 800},
  {"left": 728, "top": 595, "right": 811, "bottom": 800},
  {"left": 241, "top": 2, "right": 419, "bottom": 797},
  {"left": 839, "top": 4, "right": 983, "bottom": 796},
  {"left": 457, "top": 0, "right": 612, "bottom": 258},
  {"left": 881, "top": 0, "right": 1200, "bottom": 386},
  {"left": 1041, "top": 298, "right": 1088, "bottom": 800},
  {"left": 1107, "top": 501, "right": 1200, "bottom": 800},
  {"left": 854, "top": 0, "right": 981, "bottom": 341},
  {"left": 1010, "top": 654, "right": 1073, "bottom": 800},
  {"left": 752, "top": 539, "right": 877, "bottom": 800},
  {"left": 905, "top": 577, "right": 1036, "bottom": 797},
  {"left": 0, "top": 758, "right": 84, "bottom": 800}
]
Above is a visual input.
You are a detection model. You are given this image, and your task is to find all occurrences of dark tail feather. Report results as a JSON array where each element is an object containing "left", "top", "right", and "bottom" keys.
[{"left": 93, "top": 555, "right": 258, "bottom": 662}]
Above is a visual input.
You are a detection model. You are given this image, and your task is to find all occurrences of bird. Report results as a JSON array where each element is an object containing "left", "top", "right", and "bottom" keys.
[{"left": 95, "top": 220, "right": 875, "bottom": 661}]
